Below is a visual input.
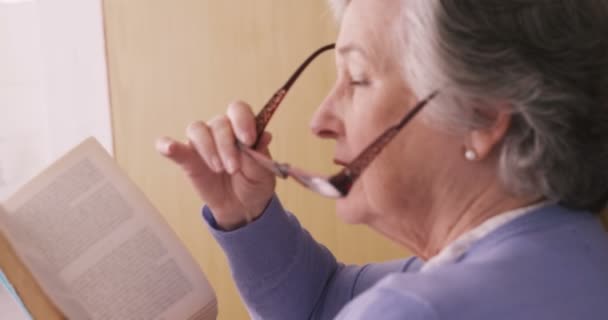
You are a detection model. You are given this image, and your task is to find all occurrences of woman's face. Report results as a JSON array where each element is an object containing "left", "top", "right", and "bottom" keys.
[{"left": 311, "top": 0, "right": 466, "bottom": 225}]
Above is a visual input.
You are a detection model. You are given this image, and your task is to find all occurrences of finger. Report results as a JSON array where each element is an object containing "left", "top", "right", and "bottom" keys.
[
  {"left": 155, "top": 136, "right": 212, "bottom": 177},
  {"left": 239, "top": 131, "right": 274, "bottom": 178},
  {"left": 186, "top": 121, "right": 224, "bottom": 173},
  {"left": 227, "top": 100, "right": 257, "bottom": 146},
  {"left": 156, "top": 136, "right": 179, "bottom": 157},
  {"left": 208, "top": 115, "right": 240, "bottom": 174}
]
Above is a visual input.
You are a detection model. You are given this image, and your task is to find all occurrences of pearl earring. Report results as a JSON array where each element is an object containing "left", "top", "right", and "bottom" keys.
[{"left": 465, "top": 149, "right": 478, "bottom": 161}]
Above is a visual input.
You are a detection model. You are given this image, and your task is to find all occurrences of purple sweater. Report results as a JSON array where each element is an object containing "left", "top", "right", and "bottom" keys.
[{"left": 203, "top": 196, "right": 608, "bottom": 319}]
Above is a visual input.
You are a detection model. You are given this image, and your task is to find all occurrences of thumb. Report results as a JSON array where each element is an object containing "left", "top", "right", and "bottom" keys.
[{"left": 238, "top": 131, "right": 275, "bottom": 181}]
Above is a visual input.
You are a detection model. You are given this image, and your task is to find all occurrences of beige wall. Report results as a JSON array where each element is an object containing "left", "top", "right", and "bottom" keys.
[{"left": 102, "top": 1, "right": 408, "bottom": 319}]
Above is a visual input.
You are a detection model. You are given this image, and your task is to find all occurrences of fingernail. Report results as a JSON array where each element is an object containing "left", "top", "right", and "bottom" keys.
[
  {"left": 212, "top": 157, "right": 223, "bottom": 172},
  {"left": 240, "top": 132, "right": 254, "bottom": 146},
  {"left": 155, "top": 138, "right": 170, "bottom": 155},
  {"left": 164, "top": 141, "right": 174, "bottom": 154}
]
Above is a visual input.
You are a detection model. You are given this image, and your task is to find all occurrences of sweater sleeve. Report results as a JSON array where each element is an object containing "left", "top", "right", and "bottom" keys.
[{"left": 202, "top": 195, "right": 412, "bottom": 319}]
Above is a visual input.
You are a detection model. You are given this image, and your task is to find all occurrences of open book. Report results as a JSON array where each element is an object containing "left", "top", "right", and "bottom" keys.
[
  {"left": 0, "top": 138, "right": 217, "bottom": 319},
  {"left": 1, "top": 268, "right": 32, "bottom": 320}
]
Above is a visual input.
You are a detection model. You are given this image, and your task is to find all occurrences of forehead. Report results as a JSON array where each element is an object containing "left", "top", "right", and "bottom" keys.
[{"left": 336, "top": 0, "right": 403, "bottom": 62}]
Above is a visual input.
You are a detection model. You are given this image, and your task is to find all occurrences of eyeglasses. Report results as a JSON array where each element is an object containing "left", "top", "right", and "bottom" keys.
[{"left": 238, "top": 44, "right": 438, "bottom": 198}]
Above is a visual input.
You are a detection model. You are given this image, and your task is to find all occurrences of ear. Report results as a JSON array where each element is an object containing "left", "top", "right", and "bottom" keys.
[{"left": 468, "top": 108, "right": 512, "bottom": 160}]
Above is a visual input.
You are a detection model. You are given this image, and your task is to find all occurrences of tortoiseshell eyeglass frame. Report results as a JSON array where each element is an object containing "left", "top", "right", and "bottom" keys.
[{"left": 238, "top": 43, "right": 438, "bottom": 198}]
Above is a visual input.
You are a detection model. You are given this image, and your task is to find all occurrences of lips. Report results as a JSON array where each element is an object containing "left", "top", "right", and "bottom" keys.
[{"left": 333, "top": 158, "right": 349, "bottom": 167}]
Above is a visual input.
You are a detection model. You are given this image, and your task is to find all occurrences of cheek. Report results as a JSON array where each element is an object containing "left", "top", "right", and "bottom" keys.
[
  {"left": 346, "top": 87, "right": 414, "bottom": 148},
  {"left": 335, "top": 84, "right": 418, "bottom": 221},
  {"left": 335, "top": 125, "right": 410, "bottom": 224},
  {"left": 354, "top": 122, "right": 441, "bottom": 217},
  {"left": 343, "top": 99, "right": 387, "bottom": 153},
  {"left": 361, "top": 145, "right": 412, "bottom": 214}
]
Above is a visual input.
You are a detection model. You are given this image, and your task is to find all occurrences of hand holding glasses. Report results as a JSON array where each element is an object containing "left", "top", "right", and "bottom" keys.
[{"left": 239, "top": 44, "right": 438, "bottom": 198}]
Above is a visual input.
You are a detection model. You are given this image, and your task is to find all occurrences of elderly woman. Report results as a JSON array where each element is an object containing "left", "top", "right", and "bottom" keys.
[{"left": 157, "top": 0, "right": 608, "bottom": 319}]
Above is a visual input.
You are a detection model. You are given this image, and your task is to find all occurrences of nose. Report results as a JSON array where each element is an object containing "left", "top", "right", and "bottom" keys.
[{"left": 310, "top": 85, "right": 344, "bottom": 140}]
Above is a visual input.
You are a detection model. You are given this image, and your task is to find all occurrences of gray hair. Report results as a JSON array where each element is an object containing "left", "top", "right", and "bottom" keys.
[{"left": 329, "top": 0, "right": 608, "bottom": 212}]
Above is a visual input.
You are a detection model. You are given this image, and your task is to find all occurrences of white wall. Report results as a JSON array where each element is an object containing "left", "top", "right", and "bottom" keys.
[{"left": 0, "top": 0, "right": 112, "bottom": 199}]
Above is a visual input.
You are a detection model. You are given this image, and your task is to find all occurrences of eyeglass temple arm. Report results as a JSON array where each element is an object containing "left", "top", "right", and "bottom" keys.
[
  {"left": 329, "top": 91, "right": 439, "bottom": 196},
  {"left": 252, "top": 44, "right": 336, "bottom": 148}
]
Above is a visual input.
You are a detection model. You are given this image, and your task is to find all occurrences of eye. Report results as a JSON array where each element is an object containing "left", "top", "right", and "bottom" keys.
[{"left": 350, "top": 78, "right": 370, "bottom": 87}]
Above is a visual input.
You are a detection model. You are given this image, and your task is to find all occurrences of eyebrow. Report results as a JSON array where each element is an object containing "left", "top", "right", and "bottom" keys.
[{"left": 337, "top": 44, "right": 370, "bottom": 60}]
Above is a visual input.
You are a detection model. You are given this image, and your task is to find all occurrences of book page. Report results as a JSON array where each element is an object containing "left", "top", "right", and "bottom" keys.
[{"left": 0, "top": 138, "right": 217, "bottom": 320}]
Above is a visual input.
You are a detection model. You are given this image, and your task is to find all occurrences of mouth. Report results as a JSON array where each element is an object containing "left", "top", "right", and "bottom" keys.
[{"left": 333, "top": 158, "right": 349, "bottom": 167}]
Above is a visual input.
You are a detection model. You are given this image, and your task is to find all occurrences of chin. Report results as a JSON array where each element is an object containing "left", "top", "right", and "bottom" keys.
[{"left": 335, "top": 197, "right": 371, "bottom": 224}]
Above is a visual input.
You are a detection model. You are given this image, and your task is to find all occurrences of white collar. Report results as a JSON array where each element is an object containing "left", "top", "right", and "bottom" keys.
[{"left": 420, "top": 201, "right": 553, "bottom": 273}]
